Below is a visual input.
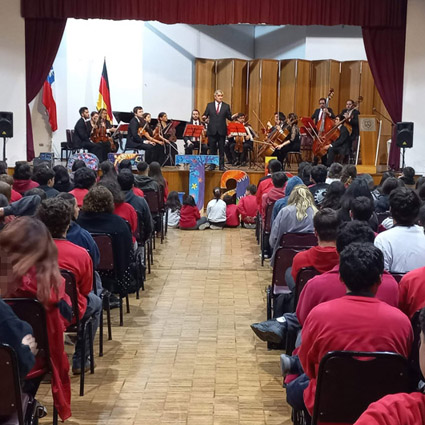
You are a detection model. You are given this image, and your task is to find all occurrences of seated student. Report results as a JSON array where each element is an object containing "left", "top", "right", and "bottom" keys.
[
  {"left": 375, "top": 187, "right": 425, "bottom": 273},
  {"left": 272, "top": 176, "right": 304, "bottom": 222},
  {"left": 354, "top": 306, "right": 425, "bottom": 425},
  {"left": 33, "top": 167, "right": 59, "bottom": 198},
  {"left": 321, "top": 180, "right": 346, "bottom": 210},
  {"left": 308, "top": 164, "right": 329, "bottom": 206},
  {"left": 0, "top": 173, "right": 22, "bottom": 202},
  {"left": 69, "top": 167, "right": 97, "bottom": 207},
  {"left": 270, "top": 185, "right": 317, "bottom": 264},
  {"left": 0, "top": 217, "right": 71, "bottom": 421},
  {"left": 350, "top": 195, "right": 378, "bottom": 232},
  {"left": 12, "top": 161, "right": 39, "bottom": 195},
  {"left": 375, "top": 177, "right": 404, "bottom": 213},
  {"left": 399, "top": 166, "right": 416, "bottom": 188},
  {"left": 117, "top": 170, "right": 153, "bottom": 243},
  {"left": 163, "top": 191, "right": 181, "bottom": 228},
  {"left": 148, "top": 161, "right": 169, "bottom": 203},
  {"left": 0, "top": 298, "right": 37, "bottom": 378},
  {"left": 0, "top": 191, "right": 42, "bottom": 220},
  {"left": 256, "top": 159, "right": 283, "bottom": 207},
  {"left": 37, "top": 198, "right": 102, "bottom": 375},
  {"left": 286, "top": 243, "right": 413, "bottom": 414},
  {"left": 398, "top": 258, "right": 425, "bottom": 319},
  {"left": 206, "top": 187, "right": 227, "bottom": 230},
  {"left": 251, "top": 221, "right": 400, "bottom": 345},
  {"left": 325, "top": 162, "right": 343, "bottom": 184},
  {"left": 134, "top": 161, "right": 160, "bottom": 192},
  {"left": 340, "top": 163, "right": 357, "bottom": 187},
  {"left": 286, "top": 208, "right": 340, "bottom": 291},
  {"left": 236, "top": 184, "right": 258, "bottom": 228},
  {"left": 53, "top": 165, "right": 73, "bottom": 193},
  {"left": 77, "top": 185, "right": 135, "bottom": 295},
  {"left": 223, "top": 194, "right": 239, "bottom": 228},
  {"left": 261, "top": 171, "right": 288, "bottom": 218},
  {"left": 179, "top": 195, "right": 208, "bottom": 230},
  {"left": 298, "top": 162, "right": 313, "bottom": 186},
  {"left": 69, "top": 159, "right": 86, "bottom": 185}
]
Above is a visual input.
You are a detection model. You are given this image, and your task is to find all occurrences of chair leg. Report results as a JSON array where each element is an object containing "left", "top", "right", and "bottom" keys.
[
  {"left": 99, "top": 308, "right": 104, "bottom": 357},
  {"left": 119, "top": 295, "right": 124, "bottom": 326},
  {"left": 104, "top": 293, "right": 112, "bottom": 340},
  {"left": 151, "top": 237, "right": 155, "bottom": 262},
  {"left": 88, "top": 321, "right": 95, "bottom": 374},
  {"left": 147, "top": 240, "right": 151, "bottom": 273},
  {"left": 153, "top": 233, "right": 156, "bottom": 249},
  {"left": 53, "top": 406, "right": 58, "bottom": 425},
  {"left": 126, "top": 295, "right": 130, "bottom": 313},
  {"left": 80, "top": 327, "right": 86, "bottom": 396},
  {"left": 160, "top": 213, "right": 164, "bottom": 244}
]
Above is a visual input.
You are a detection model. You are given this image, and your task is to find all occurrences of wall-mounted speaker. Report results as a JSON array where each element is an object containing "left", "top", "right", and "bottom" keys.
[
  {"left": 0, "top": 112, "right": 13, "bottom": 138},
  {"left": 396, "top": 122, "right": 414, "bottom": 148}
]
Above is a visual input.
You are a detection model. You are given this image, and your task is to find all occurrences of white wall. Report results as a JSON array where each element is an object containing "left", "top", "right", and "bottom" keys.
[
  {"left": 403, "top": 0, "right": 425, "bottom": 174},
  {"left": 0, "top": 0, "right": 26, "bottom": 164}
]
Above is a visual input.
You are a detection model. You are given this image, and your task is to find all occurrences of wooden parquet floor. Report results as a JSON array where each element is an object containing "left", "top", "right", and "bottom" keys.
[{"left": 39, "top": 227, "right": 292, "bottom": 424}]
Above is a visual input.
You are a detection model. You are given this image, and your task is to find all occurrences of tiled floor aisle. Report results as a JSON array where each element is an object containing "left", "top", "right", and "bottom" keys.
[{"left": 39, "top": 228, "right": 292, "bottom": 424}]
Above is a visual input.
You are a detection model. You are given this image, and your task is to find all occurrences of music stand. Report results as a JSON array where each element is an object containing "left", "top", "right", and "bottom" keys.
[{"left": 183, "top": 124, "right": 204, "bottom": 139}]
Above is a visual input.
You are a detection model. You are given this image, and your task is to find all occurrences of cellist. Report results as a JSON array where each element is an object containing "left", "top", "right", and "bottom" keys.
[{"left": 326, "top": 115, "right": 351, "bottom": 166}]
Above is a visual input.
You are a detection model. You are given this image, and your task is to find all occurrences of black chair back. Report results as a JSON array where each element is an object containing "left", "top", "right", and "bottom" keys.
[
  {"left": 271, "top": 247, "right": 299, "bottom": 294},
  {"left": 280, "top": 232, "right": 317, "bottom": 249},
  {"left": 376, "top": 211, "right": 390, "bottom": 224},
  {"left": 91, "top": 233, "right": 115, "bottom": 274},
  {"left": 294, "top": 267, "right": 319, "bottom": 309},
  {"left": 312, "top": 351, "right": 410, "bottom": 424},
  {"left": 390, "top": 272, "right": 405, "bottom": 283},
  {"left": 144, "top": 190, "right": 160, "bottom": 215},
  {"left": 0, "top": 344, "right": 24, "bottom": 424},
  {"left": 409, "top": 310, "right": 424, "bottom": 385},
  {"left": 60, "top": 269, "right": 80, "bottom": 327},
  {"left": 263, "top": 202, "right": 274, "bottom": 233}
]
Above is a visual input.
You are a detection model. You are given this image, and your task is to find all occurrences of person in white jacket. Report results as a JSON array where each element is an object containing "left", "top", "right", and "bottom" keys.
[{"left": 205, "top": 187, "right": 227, "bottom": 230}]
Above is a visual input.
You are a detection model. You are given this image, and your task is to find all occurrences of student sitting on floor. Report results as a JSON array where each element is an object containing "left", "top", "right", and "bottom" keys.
[
  {"left": 179, "top": 195, "right": 208, "bottom": 230},
  {"left": 165, "top": 191, "right": 182, "bottom": 228},
  {"left": 223, "top": 194, "right": 239, "bottom": 228},
  {"left": 236, "top": 184, "right": 258, "bottom": 228},
  {"left": 206, "top": 187, "right": 227, "bottom": 230},
  {"left": 354, "top": 306, "right": 425, "bottom": 425}
]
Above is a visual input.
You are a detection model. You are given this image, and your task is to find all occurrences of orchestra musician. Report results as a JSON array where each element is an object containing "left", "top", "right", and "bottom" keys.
[
  {"left": 98, "top": 108, "right": 117, "bottom": 135},
  {"left": 203, "top": 89, "right": 234, "bottom": 171},
  {"left": 157, "top": 112, "right": 178, "bottom": 166},
  {"left": 311, "top": 98, "right": 335, "bottom": 124},
  {"left": 267, "top": 112, "right": 286, "bottom": 133},
  {"left": 274, "top": 113, "right": 301, "bottom": 165},
  {"left": 126, "top": 106, "right": 156, "bottom": 160},
  {"left": 341, "top": 99, "right": 360, "bottom": 158},
  {"left": 326, "top": 115, "right": 351, "bottom": 166},
  {"left": 141, "top": 112, "right": 164, "bottom": 163},
  {"left": 183, "top": 109, "right": 208, "bottom": 155}
]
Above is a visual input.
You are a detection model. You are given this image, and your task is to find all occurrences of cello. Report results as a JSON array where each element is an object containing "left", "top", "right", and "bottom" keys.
[{"left": 312, "top": 88, "right": 335, "bottom": 158}]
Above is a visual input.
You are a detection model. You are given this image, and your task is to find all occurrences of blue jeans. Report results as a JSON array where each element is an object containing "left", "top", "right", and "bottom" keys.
[
  {"left": 286, "top": 373, "right": 310, "bottom": 411},
  {"left": 73, "top": 291, "right": 102, "bottom": 367}
]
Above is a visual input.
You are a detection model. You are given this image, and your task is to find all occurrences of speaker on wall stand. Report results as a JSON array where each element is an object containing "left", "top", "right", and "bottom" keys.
[
  {"left": 396, "top": 122, "right": 414, "bottom": 169},
  {"left": 0, "top": 111, "right": 13, "bottom": 161}
]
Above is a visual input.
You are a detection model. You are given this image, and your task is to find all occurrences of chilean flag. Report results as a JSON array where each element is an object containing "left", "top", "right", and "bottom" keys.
[
  {"left": 42, "top": 67, "right": 58, "bottom": 132},
  {"left": 96, "top": 59, "right": 113, "bottom": 123}
]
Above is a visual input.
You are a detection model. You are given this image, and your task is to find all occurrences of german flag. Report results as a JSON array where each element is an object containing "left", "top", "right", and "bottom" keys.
[{"left": 96, "top": 59, "right": 113, "bottom": 123}]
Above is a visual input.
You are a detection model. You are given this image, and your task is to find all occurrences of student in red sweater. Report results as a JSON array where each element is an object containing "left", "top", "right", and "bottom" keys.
[
  {"left": 399, "top": 266, "right": 425, "bottom": 319},
  {"left": 223, "top": 194, "right": 240, "bottom": 228},
  {"left": 237, "top": 184, "right": 258, "bottom": 228},
  {"left": 37, "top": 198, "right": 102, "bottom": 375},
  {"left": 261, "top": 171, "right": 288, "bottom": 218},
  {"left": 179, "top": 195, "right": 208, "bottom": 230},
  {"left": 256, "top": 159, "right": 283, "bottom": 207},
  {"left": 286, "top": 243, "right": 413, "bottom": 414},
  {"left": 69, "top": 167, "right": 97, "bottom": 207},
  {"left": 354, "top": 306, "right": 425, "bottom": 425},
  {"left": 12, "top": 161, "right": 39, "bottom": 194}
]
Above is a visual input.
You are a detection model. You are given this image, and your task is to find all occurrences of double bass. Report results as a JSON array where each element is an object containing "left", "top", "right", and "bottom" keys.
[{"left": 312, "top": 88, "right": 335, "bottom": 158}]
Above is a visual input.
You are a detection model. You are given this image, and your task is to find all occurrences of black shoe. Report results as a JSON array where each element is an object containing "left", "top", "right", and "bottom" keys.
[
  {"left": 207, "top": 164, "right": 216, "bottom": 171},
  {"left": 250, "top": 320, "right": 286, "bottom": 344}
]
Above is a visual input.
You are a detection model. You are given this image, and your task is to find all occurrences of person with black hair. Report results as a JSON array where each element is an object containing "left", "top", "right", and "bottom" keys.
[
  {"left": 0, "top": 174, "right": 22, "bottom": 202},
  {"left": 183, "top": 109, "right": 208, "bottom": 155},
  {"left": 325, "top": 162, "right": 343, "bottom": 184},
  {"left": 0, "top": 160, "right": 7, "bottom": 174},
  {"left": 206, "top": 187, "right": 227, "bottom": 229},
  {"left": 33, "top": 167, "right": 59, "bottom": 198},
  {"left": 340, "top": 164, "right": 357, "bottom": 186},
  {"left": 400, "top": 166, "right": 416, "bottom": 187},
  {"left": 53, "top": 165, "right": 73, "bottom": 192},
  {"left": 12, "top": 161, "right": 39, "bottom": 194},
  {"left": 118, "top": 159, "right": 132, "bottom": 172},
  {"left": 37, "top": 198, "right": 102, "bottom": 375},
  {"left": 124, "top": 106, "right": 156, "bottom": 156},
  {"left": 24, "top": 187, "right": 47, "bottom": 200},
  {"left": 321, "top": 180, "right": 345, "bottom": 210},
  {"left": 309, "top": 164, "right": 329, "bottom": 206},
  {"left": 261, "top": 171, "right": 288, "bottom": 218},
  {"left": 287, "top": 242, "right": 412, "bottom": 414},
  {"left": 354, "top": 305, "right": 425, "bottom": 425},
  {"left": 164, "top": 191, "right": 181, "bottom": 228},
  {"left": 237, "top": 184, "right": 258, "bottom": 228},
  {"left": 375, "top": 176, "right": 404, "bottom": 213},
  {"left": 134, "top": 161, "right": 160, "bottom": 193},
  {"left": 298, "top": 162, "right": 313, "bottom": 186},
  {"left": 179, "top": 195, "right": 208, "bottom": 230},
  {"left": 375, "top": 187, "right": 425, "bottom": 273},
  {"left": 350, "top": 196, "right": 374, "bottom": 224},
  {"left": 256, "top": 159, "right": 283, "bottom": 206},
  {"left": 99, "top": 160, "right": 118, "bottom": 182},
  {"left": 223, "top": 194, "right": 239, "bottom": 227},
  {"left": 148, "top": 161, "right": 169, "bottom": 203},
  {"left": 339, "top": 177, "right": 374, "bottom": 222},
  {"left": 69, "top": 167, "right": 97, "bottom": 206},
  {"left": 326, "top": 115, "right": 351, "bottom": 166},
  {"left": 117, "top": 170, "right": 153, "bottom": 243}
]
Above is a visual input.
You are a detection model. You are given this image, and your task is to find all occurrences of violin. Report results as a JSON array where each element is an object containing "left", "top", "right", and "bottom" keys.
[
  {"left": 138, "top": 124, "right": 164, "bottom": 145},
  {"left": 91, "top": 124, "right": 117, "bottom": 152}
]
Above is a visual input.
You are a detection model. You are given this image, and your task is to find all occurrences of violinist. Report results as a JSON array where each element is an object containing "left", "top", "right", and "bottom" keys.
[
  {"left": 98, "top": 108, "right": 117, "bottom": 135},
  {"left": 326, "top": 115, "right": 351, "bottom": 166},
  {"left": 157, "top": 112, "right": 178, "bottom": 166},
  {"left": 311, "top": 98, "right": 335, "bottom": 124},
  {"left": 83, "top": 110, "right": 110, "bottom": 162},
  {"left": 183, "top": 109, "right": 208, "bottom": 155},
  {"left": 274, "top": 113, "right": 300, "bottom": 165},
  {"left": 126, "top": 106, "right": 156, "bottom": 159},
  {"left": 341, "top": 99, "right": 360, "bottom": 154}
]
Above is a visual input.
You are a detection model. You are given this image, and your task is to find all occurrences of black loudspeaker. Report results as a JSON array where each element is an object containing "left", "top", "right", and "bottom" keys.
[
  {"left": 396, "top": 122, "right": 414, "bottom": 148},
  {"left": 0, "top": 112, "right": 13, "bottom": 138}
]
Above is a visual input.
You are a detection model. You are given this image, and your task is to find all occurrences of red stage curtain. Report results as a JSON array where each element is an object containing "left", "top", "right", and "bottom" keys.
[
  {"left": 363, "top": 26, "right": 406, "bottom": 170},
  {"left": 25, "top": 18, "right": 66, "bottom": 161},
  {"left": 21, "top": 0, "right": 406, "bottom": 27}
]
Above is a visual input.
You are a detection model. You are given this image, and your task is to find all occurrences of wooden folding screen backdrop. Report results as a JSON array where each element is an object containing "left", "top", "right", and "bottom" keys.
[{"left": 195, "top": 59, "right": 391, "bottom": 166}]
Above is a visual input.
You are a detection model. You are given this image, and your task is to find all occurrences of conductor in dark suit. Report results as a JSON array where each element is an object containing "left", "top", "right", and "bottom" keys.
[
  {"left": 311, "top": 98, "right": 335, "bottom": 125},
  {"left": 72, "top": 107, "right": 91, "bottom": 150},
  {"left": 203, "top": 90, "right": 233, "bottom": 171},
  {"left": 327, "top": 115, "right": 351, "bottom": 166}
]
